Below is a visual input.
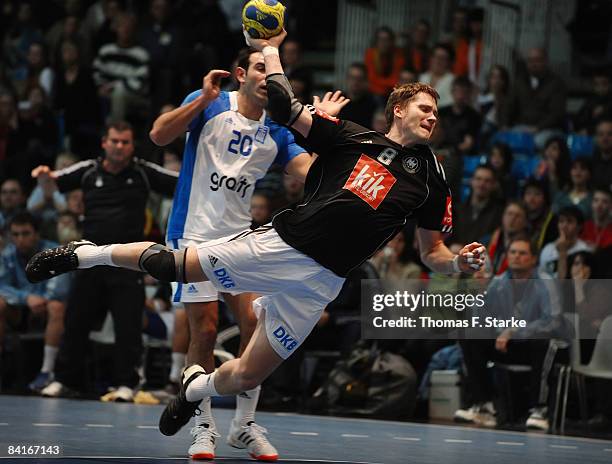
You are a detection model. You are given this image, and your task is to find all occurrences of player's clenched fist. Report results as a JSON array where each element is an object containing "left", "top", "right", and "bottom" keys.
[{"left": 455, "top": 242, "right": 487, "bottom": 273}]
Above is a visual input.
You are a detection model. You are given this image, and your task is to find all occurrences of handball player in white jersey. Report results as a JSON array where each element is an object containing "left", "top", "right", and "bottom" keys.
[{"left": 148, "top": 47, "right": 348, "bottom": 461}]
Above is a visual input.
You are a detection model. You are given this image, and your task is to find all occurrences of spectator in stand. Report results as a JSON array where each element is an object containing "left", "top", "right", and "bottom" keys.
[
  {"left": 20, "top": 42, "right": 54, "bottom": 98},
  {"left": 486, "top": 201, "right": 529, "bottom": 275},
  {"left": 447, "top": 7, "right": 469, "bottom": 51},
  {"left": 402, "top": 19, "right": 431, "bottom": 74},
  {"left": 364, "top": 26, "right": 405, "bottom": 101},
  {"left": 478, "top": 64, "right": 511, "bottom": 145},
  {"left": 536, "top": 136, "right": 571, "bottom": 199},
  {"left": 487, "top": 142, "right": 516, "bottom": 199},
  {"left": 280, "top": 39, "right": 310, "bottom": 81},
  {"left": 46, "top": 11, "right": 92, "bottom": 66},
  {"left": 53, "top": 39, "right": 102, "bottom": 158},
  {"left": 0, "top": 212, "right": 71, "bottom": 392},
  {"left": 455, "top": 237, "right": 554, "bottom": 431},
  {"left": 539, "top": 206, "right": 591, "bottom": 279},
  {"left": 3, "top": 2, "right": 43, "bottom": 86},
  {"left": 452, "top": 165, "right": 505, "bottom": 245},
  {"left": 438, "top": 76, "right": 482, "bottom": 156},
  {"left": 398, "top": 68, "right": 418, "bottom": 85},
  {"left": 250, "top": 192, "right": 272, "bottom": 229},
  {"left": 282, "top": 172, "right": 304, "bottom": 207},
  {"left": 592, "top": 118, "right": 612, "bottom": 192},
  {"left": 574, "top": 69, "right": 612, "bottom": 135},
  {"left": 88, "top": 0, "right": 124, "bottom": 53},
  {"left": 509, "top": 48, "right": 567, "bottom": 149},
  {"left": 419, "top": 43, "right": 455, "bottom": 108},
  {"left": 139, "top": 0, "right": 185, "bottom": 112},
  {"left": 0, "top": 91, "right": 23, "bottom": 169},
  {"left": 0, "top": 179, "right": 27, "bottom": 237},
  {"left": 453, "top": 8, "right": 483, "bottom": 84},
  {"left": 568, "top": 251, "right": 612, "bottom": 429},
  {"left": 522, "top": 178, "right": 557, "bottom": 252},
  {"left": 580, "top": 187, "right": 612, "bottom": 250},
  {"left": 552, "top": 157, "right": 593, "bottom": 218},
  {"left": 9, "top": 85, "right": 57, "bottom": 190},
  {"left": 27, "top": 152, "right": 79, "bottom": 240},
  {"left": 338, "top": 63, "right": 379, "bottom": 128},
  {"left": 56, "top": 211, "right": 82, "bottom": 245},
  {"left": 370, "top": 227, "right": 422, "bottom": 284},
  {"left": 93, "top": 13, "right": 150, "bottom": 122}
]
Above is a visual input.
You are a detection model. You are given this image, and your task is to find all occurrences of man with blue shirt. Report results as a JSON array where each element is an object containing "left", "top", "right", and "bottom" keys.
[
  {"left": 149, "top": 47, "right": 347, "bottom": 461},
  {"left": 0, "top": 212, "right": 70, "bottom": 391}
]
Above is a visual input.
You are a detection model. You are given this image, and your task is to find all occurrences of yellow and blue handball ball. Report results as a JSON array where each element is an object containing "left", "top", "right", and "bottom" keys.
[{"left": 242, "top": 0, "right": 285, "bottom": 39}]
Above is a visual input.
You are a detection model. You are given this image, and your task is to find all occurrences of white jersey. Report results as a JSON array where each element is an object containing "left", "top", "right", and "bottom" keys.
[{"left": 167, "top": 90, "right": 304, "bottom": 242}]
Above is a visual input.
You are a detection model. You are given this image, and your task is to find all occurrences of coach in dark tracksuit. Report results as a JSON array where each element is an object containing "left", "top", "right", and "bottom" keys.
[{"left": 32, "top": 121, "right": 177, "bottom": 398}]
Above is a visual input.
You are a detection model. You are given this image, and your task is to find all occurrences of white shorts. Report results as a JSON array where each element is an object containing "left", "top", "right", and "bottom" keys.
[
  {"left": 169, "top": 238, "right": 219, "bottom": 303},
  {"left": 196, "top": 226, "right": 345, "bottom": 359}
]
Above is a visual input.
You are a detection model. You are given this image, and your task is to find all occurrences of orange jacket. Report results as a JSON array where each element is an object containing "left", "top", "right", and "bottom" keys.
[{"left": 364, "top": 47, "right": 405, "bottom": 97}]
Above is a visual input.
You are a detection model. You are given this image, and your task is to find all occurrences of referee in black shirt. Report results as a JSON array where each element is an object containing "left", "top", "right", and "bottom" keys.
[
  {"left": 31, "top": 121, "right": 177, "bottom": 399},
  {"left": 27, "top": 33, "right": 488, "bottom": 435}
]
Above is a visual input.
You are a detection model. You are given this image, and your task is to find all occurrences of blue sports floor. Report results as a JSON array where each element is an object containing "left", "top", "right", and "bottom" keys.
[{"left": 0, "top": 396, "right": 611, "bottom": 463}]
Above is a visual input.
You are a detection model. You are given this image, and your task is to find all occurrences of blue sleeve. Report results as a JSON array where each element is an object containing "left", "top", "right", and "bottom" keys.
[
  {"left": 183, "top": 90, "right": 205, "bottom": 133},
  {"left": 274, "top": 127, "right": 306, "bottom": 168}
]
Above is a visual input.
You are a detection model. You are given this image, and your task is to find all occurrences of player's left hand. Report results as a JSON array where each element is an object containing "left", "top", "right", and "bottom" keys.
[
  {"left": 457, "top": 242, "right": 486, "bottom": 273},
  {"left": 313, "top": 91, "right": 350, "bottom": 117},
  {"left": 244, "top": 27, "right": 287, "bottom": 51}
]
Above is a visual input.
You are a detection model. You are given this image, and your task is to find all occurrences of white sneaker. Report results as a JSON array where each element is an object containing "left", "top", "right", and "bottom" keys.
[
  {"left": 188, "top": 424, "right": 220, "bottom": 460},
  {"left": 41, "top": 381, "right": 65, "bottom": 397},
  {"left": 526, "top": 406, "right": 549, "bottom": 431},
  {"left": 475, "top": 401, "right": 497, "bottom": 428},
  {"left": 454, "top": 402, "right": 497, "bottom": 427},
  {"left": 227, "top": 419, "right": 279, "bottom": 461},
  {"left": 454, "top": 404, "right": 480, "bottom": 423}
]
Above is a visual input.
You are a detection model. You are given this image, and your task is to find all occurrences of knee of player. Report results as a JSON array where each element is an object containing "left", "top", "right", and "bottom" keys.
[
  {"left": 191, "top": 322, "right": 218, "bottom": 342},
  {"left": 138, "top": 244, "right": 187, "bottom": 283}
]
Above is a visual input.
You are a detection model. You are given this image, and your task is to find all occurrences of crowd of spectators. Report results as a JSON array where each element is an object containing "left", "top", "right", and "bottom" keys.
[{"left": 0, "top": 0, "right": 611, "bottom": 435}]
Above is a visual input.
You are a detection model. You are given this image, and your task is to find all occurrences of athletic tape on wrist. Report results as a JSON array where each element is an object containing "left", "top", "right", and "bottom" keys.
[
  {"left": 262, "top": 46, "right": 279, "bottom": 57},
  {"left": 451, "top": 255, "right": 461, "bottom": 274}
]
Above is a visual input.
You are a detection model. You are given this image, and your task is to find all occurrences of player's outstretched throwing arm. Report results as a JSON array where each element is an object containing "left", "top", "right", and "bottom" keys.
[{"left": 150, "top": 69, "right": 231, "bottom": 146}]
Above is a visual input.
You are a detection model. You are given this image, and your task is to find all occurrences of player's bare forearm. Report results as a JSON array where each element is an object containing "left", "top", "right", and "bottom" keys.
[
  {"left": 149, "top": 95, "right": 211, "bottom": 146},
  {"left": 416, "top": 228, "right": 486, "bottom": 274}
]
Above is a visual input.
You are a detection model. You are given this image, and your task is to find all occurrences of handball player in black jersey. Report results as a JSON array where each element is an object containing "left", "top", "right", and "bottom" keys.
[{"left": 26, "top": 30, "right": 487, "bottom": 437}]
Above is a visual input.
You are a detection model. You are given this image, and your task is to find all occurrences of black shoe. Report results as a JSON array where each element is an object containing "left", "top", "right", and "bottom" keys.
[
  {"left": 158, "top": 364, "right": 205, "bottom": 436},
  {"left": 26, "top": 240, "right": 95, "bottom": 283}
]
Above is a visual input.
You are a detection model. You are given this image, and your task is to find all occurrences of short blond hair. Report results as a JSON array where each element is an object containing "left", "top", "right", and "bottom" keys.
[{"left": 384, "top": 83, "right": 439, "bottom": 130}]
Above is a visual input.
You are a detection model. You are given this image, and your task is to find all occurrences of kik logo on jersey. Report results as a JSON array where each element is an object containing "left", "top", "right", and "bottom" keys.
[
  {"left": 343, "top": 155, "right": 396, "bottom": 209},
  {"left": 441, "top": 195, "right": 453, "bottom": 233}
]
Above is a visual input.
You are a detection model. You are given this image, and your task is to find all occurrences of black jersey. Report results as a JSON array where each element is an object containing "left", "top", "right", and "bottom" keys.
[
  {"left": 273, "top": 108, "right": 453, "bottom": 277},
  {"left": 55, "top": 157, "right": 177, "bottom": 244}
]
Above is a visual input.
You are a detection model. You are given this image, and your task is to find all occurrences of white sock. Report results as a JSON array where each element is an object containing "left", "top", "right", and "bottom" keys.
[
  {"left": 41, "top": 345, "right": 59, "bottom": 374},
  {"left": 169, "top": 352, "right": 186, "bottom": 383},
  {"left": 75, "top": 244, "right": 118, "bottom": 268},
  {"left": 194, "top": 397, "right": 215, "bottom": 428},
  {"left": 185, "top": 371, "right": 219, "bottom": 402},
  {"left": 235, "top": 385, "right": 261, "bottom": 425}
]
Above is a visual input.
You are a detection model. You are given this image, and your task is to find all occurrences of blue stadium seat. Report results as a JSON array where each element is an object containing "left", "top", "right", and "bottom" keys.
[
  {"left": 492, "top": 131, "right": 536, "bottom": 156},
  {"left": 511, "top": 154, "right": 538, "bottom": 179},
  {"left": 567, "top": 134, "right": 594, "bottom": 159},
  {"left": 462, "top": 155, "right": 485, "bottom": 177}
]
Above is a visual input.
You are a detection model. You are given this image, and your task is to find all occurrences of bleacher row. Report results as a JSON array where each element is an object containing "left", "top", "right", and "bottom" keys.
[{"left": 460, "top": 131, "right": 596, "bottom": 201}]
